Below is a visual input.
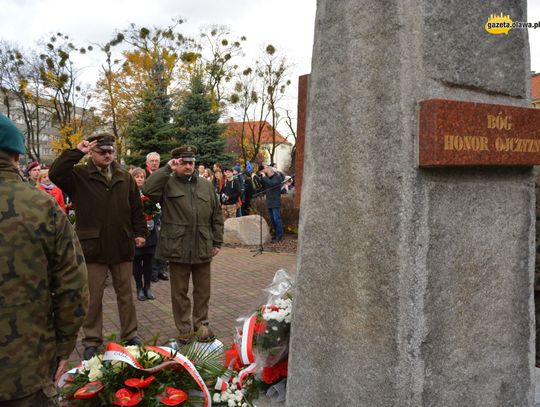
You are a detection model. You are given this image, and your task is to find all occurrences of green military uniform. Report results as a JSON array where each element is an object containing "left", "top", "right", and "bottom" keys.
[
  {"left": 143, "top": 164, "right": 224, "bottom": 264},
  {"left": 0, "top": 159, "right": 88, "bottom": 402},
  {"left": 143, "top": 148, "right": 223, "bottom": 337},
  {"left": 49, "top": 149, "right": 147, "bottom": 264},
  {"left": 49, "top": 146, "right": 147, "bottom": 351}
]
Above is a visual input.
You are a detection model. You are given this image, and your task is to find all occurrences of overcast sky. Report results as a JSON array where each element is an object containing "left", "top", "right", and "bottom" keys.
[{"left": 1, "top": 0, "right": 539, "bottom": 122}]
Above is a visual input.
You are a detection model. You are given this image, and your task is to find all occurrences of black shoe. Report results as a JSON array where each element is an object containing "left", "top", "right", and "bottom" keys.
[
  {"left": 158, "top": 272, "right": 169, "bottom": 281},
  {"left": 83, "top": 346, "right": 98, "bottom": 360},
  {"left": 137, "top": 288, "right": 146, "bottom": 301},
  {"left": 125, "top": 337, "right": 143, "bottom": 346},
  {"left": 144, "top": 288, "right": 155, "bottom": 300},
  {"left": 151, "top": 276, "right": 159, "bottom": 283}
]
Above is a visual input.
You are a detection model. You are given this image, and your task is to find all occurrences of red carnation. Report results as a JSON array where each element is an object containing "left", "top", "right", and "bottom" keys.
[
  {"left": 261, "top": 365, "right": 280, "bottom": 384},
  {"left": 276, "top": 359, "right": 288, "bottom": 377},
  {"left": 254, "top": 320, "right": 267, "bottom": 334}
]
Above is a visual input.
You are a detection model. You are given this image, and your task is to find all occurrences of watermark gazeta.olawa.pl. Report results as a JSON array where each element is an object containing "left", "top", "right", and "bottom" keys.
[{"left": 485, "top": 13, "right": 539, "bottom": 35}]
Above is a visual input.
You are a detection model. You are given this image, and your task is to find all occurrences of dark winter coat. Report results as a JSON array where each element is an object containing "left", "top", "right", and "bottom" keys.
[
  {"left": 49, "top": 149, "right": 147, "bottom": 264},
  {"left": 220, "top": 177, "right": 241, "bottom": 205},
  {"left": 259, "top": 172, "right": 284, "bottom": 208},
  {"left": 143, "top": 166, "right": 224, "bottom": 264}
]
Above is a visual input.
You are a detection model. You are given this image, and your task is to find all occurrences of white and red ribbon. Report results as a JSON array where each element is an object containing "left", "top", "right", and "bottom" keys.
[
  {"left": 238, "top": 363, "right": 256, "bottom": 389},
  {"left": 145, "top": 345, "right": 212, "bottom": 407},
  {"left": 239, "top": 314, "right": 257, "bottom": 365}
]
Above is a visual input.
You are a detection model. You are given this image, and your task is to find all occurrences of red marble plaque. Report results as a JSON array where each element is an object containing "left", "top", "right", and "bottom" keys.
[{"left": 418, "top": 99, "right": 540, "bottom": 167}]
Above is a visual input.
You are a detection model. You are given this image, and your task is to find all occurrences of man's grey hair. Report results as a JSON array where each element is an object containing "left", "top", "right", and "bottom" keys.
[{"left": 146, "top": 152, "right": 160, "bottom": 160}]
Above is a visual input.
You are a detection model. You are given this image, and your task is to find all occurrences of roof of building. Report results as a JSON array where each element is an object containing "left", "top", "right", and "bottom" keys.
[{"left": 225, "top": 120, "right": 292, "bottom": 145}]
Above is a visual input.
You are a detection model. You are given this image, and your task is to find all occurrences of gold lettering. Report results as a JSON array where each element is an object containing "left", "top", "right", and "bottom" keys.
[
  {"left": 488, "top": 115, "right": 497, "bottom": 129},
  {"left": 480, "top": 137, "right": 489, "bottom": 151},
  {"left": 495, "top": 137, "right": 506, "bottom": 151},
  {"left": 454, "top": 136, "right": 463, "bottom": 151},
  {"left": 493, "top": 137, "right": 540, "bottom": 153},
  {"left": 444, "top": 135, "right": 454, "bottom": 150},
  {"left": 487, "top": 114, "right": 512, "bottom": 130},
  {"left": 464, "top": 136, "right": 472, "bottom": 150}
]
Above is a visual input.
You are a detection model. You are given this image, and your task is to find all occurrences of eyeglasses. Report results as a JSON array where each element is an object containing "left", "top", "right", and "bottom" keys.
[{"left": 92, "top": 149, "right": 115, "bottom": 156}]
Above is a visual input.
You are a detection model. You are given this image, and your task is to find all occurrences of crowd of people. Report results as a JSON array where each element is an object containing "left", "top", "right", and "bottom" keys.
[{"left": 0, "top": 112, "right": 296, "bottom": 405}]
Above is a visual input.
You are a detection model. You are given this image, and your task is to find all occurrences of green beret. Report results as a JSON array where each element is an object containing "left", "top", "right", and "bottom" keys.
[
  {"left": 171, "top": 144, "right": 197, "bottom": 161},
  {"left": 0, "top": 113, "right": 26, "bottom": 154},
  {"left": 87, "top": 133, "right": 115, "bottom": 150}
]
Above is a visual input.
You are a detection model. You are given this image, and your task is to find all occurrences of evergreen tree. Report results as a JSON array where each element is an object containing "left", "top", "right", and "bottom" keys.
[
  {"left": 174, "top": 74, "right": 231, "bottom": 167},
  {"left": 125, "top": 84, "right": 176, "bottom": 166}
]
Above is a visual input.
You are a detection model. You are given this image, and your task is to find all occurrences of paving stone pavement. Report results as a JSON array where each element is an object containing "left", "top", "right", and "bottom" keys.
[{"left": 69, "top": 247, "right": 297, "bottom": 364}]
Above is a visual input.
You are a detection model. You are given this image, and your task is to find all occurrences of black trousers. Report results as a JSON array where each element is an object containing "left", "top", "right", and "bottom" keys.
[
  {"left": 151, "top": 256, "right": 168, "bottom": 279},
  {"left": 133, "top": 253, "right": 153, "bottom": 289}
]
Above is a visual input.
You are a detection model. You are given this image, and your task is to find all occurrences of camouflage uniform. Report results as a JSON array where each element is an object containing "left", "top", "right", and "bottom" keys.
[{"left": 0, "top": 159, "right": 88, "bottom": 402}]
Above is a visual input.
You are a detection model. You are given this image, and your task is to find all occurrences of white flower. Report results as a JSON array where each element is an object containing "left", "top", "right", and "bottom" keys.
[
  {"left": 232, "top": 377, "right": 239, "bottom": 384},
  {"left": 228, "top": 399, "right": 237, "bottom": 407},
  {"left": 111, "top": 360, "right": 124, "bottom": 372},
  {"left": 87, "top": 355, "right": 102, "bottom": 370},
  {"left": 213, "top": 393, "right": 221, "bottom": 402},
  {"left": 235, "top": 393, "right": 243, "bottom": 402},
  {"left": 88, "top": 366, "right": 102, "bottom": 381},
  {"left": 146, "top": 350, "right": 161, "bottom": 363},
  {"left": 78, "top": 360, "right": 89, "bottom": 373},
  {"left": 242, "top": 404, "right": 248, "bottom": 407},
  {"left": 82, "top": 355, "right": 103, "bottom": 379},
  {"left": 125, "top": 345, "right": 140, "bottom": 359},
  {"left": 272, "top": 326, "right": 278, "bottom": 331},
  {"left": 222, "top": 391, "right": 231, "bottom": 400},
  {"left": 229, "top": 384, "right": 237, "bottom": 391}
]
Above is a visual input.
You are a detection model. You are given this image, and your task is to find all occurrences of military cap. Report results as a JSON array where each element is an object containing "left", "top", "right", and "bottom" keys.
[
  {"left": 171, "top": 144, "right": 197, "bottom": 162},
  {"left": 0, "top": 113, "right": 26, "bottom": 154},
  {"left": 87, "top": 133, "right": 115, "bottom": 151},
  {"left": 27, "top": 161, "right": 40, "bottom": 172}
]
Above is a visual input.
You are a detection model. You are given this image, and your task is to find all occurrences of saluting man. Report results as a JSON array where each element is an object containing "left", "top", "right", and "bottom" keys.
[
  {"left": 143, "top": 145, "right": 224, "bottom": 344},
  {"left": 49, "top": 133, "right": 147, "bottom": 360}
]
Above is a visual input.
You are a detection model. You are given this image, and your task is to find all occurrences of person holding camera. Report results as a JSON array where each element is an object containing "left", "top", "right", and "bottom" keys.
[
  {"left": 256, "top": 164, "right": 284, "bottom": 242},
  {"left": 220, "top": 167, "right": 241, "bottom": 220}
]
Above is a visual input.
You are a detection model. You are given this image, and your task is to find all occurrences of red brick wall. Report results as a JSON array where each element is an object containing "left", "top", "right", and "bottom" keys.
[
  {"left": 533, "top": 73, "right": 540, "bottom": 106},
  {"left": 294, "top": 74, "right": 309, "bottom": 209}
]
